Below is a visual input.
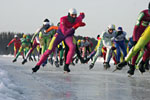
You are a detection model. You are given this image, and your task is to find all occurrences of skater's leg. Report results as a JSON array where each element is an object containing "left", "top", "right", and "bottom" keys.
[
  {"left": 36, "top": 33, "right": 64, "bottom": 66},
  {"left": 125, "top": 26, "right": 150, "bottom": 62}
]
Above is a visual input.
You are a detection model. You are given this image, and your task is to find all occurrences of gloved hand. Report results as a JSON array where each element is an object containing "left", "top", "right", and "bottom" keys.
[
  {"left": 80, "top": 12, "right": 85, "bottom": 19},
  {"left": 111, "top": 47, "right": 116, "bottom": 50},
  {"left": 132, "top": 41, "right": 137, "bottom": 46},
  {"left": 72, "top": 22, "right": 86, "bottom": 30},
  {"left": 111, "top": 37, "right": 115, "bottom": 41},
  {"left": 44, "top": 30, "right": 47, "bottom": 33}
]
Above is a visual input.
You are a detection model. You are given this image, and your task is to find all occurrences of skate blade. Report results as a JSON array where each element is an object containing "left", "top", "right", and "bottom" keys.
[
  {"left": 32, "top": 69, "right": 37, "bottom": 74},
  {"left": 104, "top": 67, "right": 108, "bottom": 70},
  {"left": 12, "top": 61, "right": 16, "bottom": 63},
  {"left": 103, "top": 67, "right": 106, "bottom": 70},
  {"left": 56, "top": 65, "right": 59, "bottom": 68},
  {"left": 103, "top": 65, "right": 107, "bottom": 70},
  {"left": 128, "top": 74, "right": 133, "bottom": 77},
  {"left": 22, "top": 62, "right": 25, "bottom": 65},
  {"left": 138, "top": 70, "right": 143, "bottom": 75},
  {"left": 112, "top": 69, "right": 117, "bottom": 72},
  {"left": 145, "top": 69, "right": 150, "bottom": 72},
  {"left": 32, "top": 71, "right": 35, "bottom": 74},
  {"left": 64, "top": 71, "right": 69, "bottom": 74},
  {"left": 55, "top": 63, "right": 59, "bottom": 67},
  {"left": 89, "top": 66, "right": 93, "bottom": 70},
  {"left": 135, "top": 66, "right": 139, "bottom": 70},
  {"left": 106, "top": 67, "right": 110, "bottom": 70}
]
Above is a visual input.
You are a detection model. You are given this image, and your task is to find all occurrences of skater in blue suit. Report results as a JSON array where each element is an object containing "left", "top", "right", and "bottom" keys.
[{"left": 114, "top": 27, "right": 127, "bottom": 63}]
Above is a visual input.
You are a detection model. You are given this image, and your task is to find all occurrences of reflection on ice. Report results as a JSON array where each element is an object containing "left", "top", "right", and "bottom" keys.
[{"left": 0, "top": 56, "right": 150, "bottom": 100}]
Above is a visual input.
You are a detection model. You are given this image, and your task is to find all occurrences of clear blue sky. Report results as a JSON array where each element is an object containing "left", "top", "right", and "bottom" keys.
[{"left": 0, "top": 0, "right": 149, "bottom": 38}]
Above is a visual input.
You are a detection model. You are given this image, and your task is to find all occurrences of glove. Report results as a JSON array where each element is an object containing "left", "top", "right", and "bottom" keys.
[
  {"left": 73, "top": 22, "right": 86, "bottom": 30},
  {"left": 132, "top": 41, "right": 137, "bottom": 46},
  {"left": 80, "top": 12, "right": 85, "bottom": 19},
  {"left": 44, "top": 30, "right": 47, "bottom": 33},
  {"left": 111, "top": 47, "right": 116, "bottom": 50},
  {"left": 111, "top": 37, "right": 115, "bottom": 41}
]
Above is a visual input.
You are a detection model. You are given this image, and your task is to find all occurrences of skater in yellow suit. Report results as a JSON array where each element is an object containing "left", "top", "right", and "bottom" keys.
[{"left": 116, "top": 26, "right": 150, "bottom": 73}]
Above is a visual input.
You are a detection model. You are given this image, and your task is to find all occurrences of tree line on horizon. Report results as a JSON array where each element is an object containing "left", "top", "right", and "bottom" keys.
[{"left": 0, "top": 32, "right": 97, "bottom": 55}]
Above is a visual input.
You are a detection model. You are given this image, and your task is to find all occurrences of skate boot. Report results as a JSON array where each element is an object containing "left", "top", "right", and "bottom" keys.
[
  {"left": 32, "top": 65, "right": 40, "bottom": 73},
  {"left": 33, "top": 57, "right": 37, "bottom": 61},
  {"left": 12, "top": 59, "right": 17, "bottom": 63},
  {"left": 42, "top": 60, "right": 47, "bottom": 67},
  {"left": 139, "top": 60, "right": 145, "bottom": 74},
  {"left": 145, "top": 60, "right": 149, "bottom": 71},
  {"left": 64, "top": 64, "right": 70, "bottom": 73},
  {"left": 71, "top": 62, "right": 75, "bottom": 66},
  {"left": 127, "top": 64, "right": 135, "bottom": 76},
  {"left": 60, "top": 58, "right": 63, "bottom": 66},
  {"left": 55, "top": 61, "right": 59, "bottom": 67},
  {"left": 115, "top": 61, "right": 120, "bottom": 65},
  {"left": 116, "top": 61, "right": 127, "bottom": 70},
  {"left": 29, "top": 56, "right": 33, "bottom": 61},
  {"left": 89, "top": 63, "right": 94, "bottom": 70},
  {"left": 81, "top": 57, "right": 90, "bottom": 64},
  {"left": 75, "top": 58, "right": 79, "bottom": 63},
  {"left": 49, "top": 58, "right": 53, "bottom": 65},
  {"left": 22, "top": 59, "right": 27, "bottom": 64},
  {"left": 103, "top": 62, "right": 110, "bottom": 70}
]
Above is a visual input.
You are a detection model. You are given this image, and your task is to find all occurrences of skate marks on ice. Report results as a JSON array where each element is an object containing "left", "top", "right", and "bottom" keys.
[
  {"left": 0, "top": 56, "right": 150, "bottom": 100},
  {"left": 0, "top": 68, "right": 26, "bottom": 100}
]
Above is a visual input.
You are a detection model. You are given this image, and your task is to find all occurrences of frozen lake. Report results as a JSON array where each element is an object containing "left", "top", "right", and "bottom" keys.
[{"left": 0, "top": 55, "right": 150, "bottom": 100}]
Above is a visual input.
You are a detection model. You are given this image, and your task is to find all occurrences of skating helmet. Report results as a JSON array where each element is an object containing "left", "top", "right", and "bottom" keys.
[
  {"left": 107, "top": 24, "right": 115, "bottom": 30},
  {"left": 57, "top": 22, "right": 60, "bottom": 26},
  {"left": 83, "top": 37, "right": 87, "bottom": 41},
  {"left": 85, "top": 37, "right": 89, "bottom": 40},
  {"left": 68, "top": 8, "right": 77, "bottom": 15},
  {"left": 23, "top": 34, "right": 27, "bottom": 38},
  {"left": 14, "top": 34, "right": 18, "bottom": 38},
  {"left": 43, "top": 18, "right": 49, "bottom": 22},
  {"left": 43, "top": 18, "right": 50, "bottom": 25},
  {"left": 117, "top": 27, "right": 123, "bottom": 31},
  {"left": 97, "top": 35, "right": 100, "bottom": 39},
  {"left": 26, "top": 35, "right": 30, "bottom": 39},
  {"left": 77, "top": 39, "right": 81, "bottom": 43}
]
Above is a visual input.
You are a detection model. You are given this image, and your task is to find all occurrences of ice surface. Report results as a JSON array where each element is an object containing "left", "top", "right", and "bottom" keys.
[
  {"left": 0, "top": 55, "right": 150, "bottom": 100},
  {"left": 0, "top": 68, "right": 25, "bottom": 100}
]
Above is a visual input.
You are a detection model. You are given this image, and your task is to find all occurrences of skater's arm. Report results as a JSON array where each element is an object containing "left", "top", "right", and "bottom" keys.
[
  {"left": 135, "top": 12, "right": 144, "bottom": 26},
  {"left": 46, "top": 26, "right": 58, "bottom": 33},
  {"left": 31, "top": 27, "right": 41, "bottom": 43},
  {"left": 7, "top": 39, "right": 15, "bottom": 46}
]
